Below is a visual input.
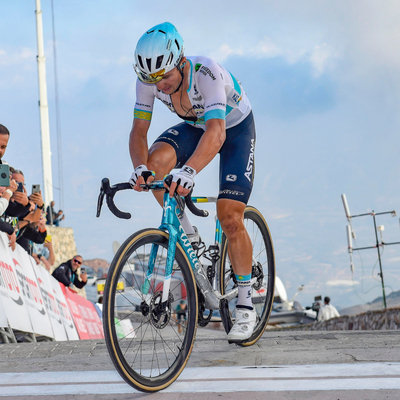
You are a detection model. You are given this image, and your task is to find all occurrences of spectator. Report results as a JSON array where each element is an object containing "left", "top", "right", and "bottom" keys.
[
  {"left": 32, "top": 232, "right": 55, "bottom": 272},
  {"left": 4, "top": 168, "right": 47, "bottom": 254},
  {"left": 52, "top": 255, "right": 88, "bottom": 292},
  {"left": 0, "top": 179, "right": 17, "bottom": 216},
  {"left": 174, "top": 300, "right": 187, "bottom": 334},
  {"left": 95, "top": 296, "right": 103, "bottom": 320},
  {"left": 46, "top": 200, "right": 65, "bottom": 226},
  {"left": 0, "top": 124, "right": 10, "bottom": 164},
  {"left": 96, "top": 296, "right": 103, "bottom": 312},
  {"left": 0, "top": 124, "right": 18, "bottom": 250},
  {"left": 317, "top": 296, "right": 340, "bottom": 322},
  {"left": 0, "top": 124, "right": 16, "bottom": 215}
]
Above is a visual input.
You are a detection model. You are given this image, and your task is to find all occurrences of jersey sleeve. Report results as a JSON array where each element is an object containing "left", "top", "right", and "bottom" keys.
[
  {"left": 196, "top": 59, "right": 227, "bottom": 123},
  {"left": 134, "top": 80, "right": 155, "bottom": 121}
]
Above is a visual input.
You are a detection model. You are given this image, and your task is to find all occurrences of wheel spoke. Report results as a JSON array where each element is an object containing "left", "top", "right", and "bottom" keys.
[{"left": 103, "top": 230, "right": 197, "bottom": 391}]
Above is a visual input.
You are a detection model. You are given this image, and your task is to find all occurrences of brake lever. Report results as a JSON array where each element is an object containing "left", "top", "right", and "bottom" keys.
[{"left": 96, "top": 187, "right": 105, "bottom": 217}]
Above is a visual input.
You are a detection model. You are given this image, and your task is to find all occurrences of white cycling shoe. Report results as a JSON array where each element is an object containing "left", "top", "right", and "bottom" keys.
[{"left": 227, "top": 307, "right": 257, "bottom": 344}]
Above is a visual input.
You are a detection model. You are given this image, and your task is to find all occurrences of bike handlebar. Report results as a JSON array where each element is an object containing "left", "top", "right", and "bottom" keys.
[{"left": 96, "top": 176, "right": 209, "bottom": 219}]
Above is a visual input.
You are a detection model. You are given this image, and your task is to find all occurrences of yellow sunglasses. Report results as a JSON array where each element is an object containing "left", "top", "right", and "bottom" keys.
[{"left": 134, "top": 65, "right": 165, "bottom": 84}]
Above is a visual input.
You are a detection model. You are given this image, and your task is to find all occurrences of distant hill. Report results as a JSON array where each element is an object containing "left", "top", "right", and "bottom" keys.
[
  {"left": 339, "top": 289, "right": 400, "bottom": 316},
  {"left": 82, "top": 258, "right": 110, "bottom": 273}
]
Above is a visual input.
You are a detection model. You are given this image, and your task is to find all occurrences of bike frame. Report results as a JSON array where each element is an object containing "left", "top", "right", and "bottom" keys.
[{"left": 140, "top": 184, "right": 226, "bottom": 310}]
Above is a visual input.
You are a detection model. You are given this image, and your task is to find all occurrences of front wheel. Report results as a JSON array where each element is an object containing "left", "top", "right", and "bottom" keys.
[
  {"left": 103, "top": 228, "right": 198, "bottom": 392},
  {"left": 219, "top": 206, "right": 275, "bottom": 346}
]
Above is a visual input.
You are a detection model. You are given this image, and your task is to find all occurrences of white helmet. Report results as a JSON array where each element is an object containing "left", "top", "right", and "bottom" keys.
[{"left": 134, "top": 22, "right": 184, "bottom": 83}]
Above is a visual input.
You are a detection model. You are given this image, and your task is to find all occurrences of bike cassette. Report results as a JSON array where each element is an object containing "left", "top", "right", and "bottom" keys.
[{"left": 252, "top": 261, "right": 264, "bottom": 291}]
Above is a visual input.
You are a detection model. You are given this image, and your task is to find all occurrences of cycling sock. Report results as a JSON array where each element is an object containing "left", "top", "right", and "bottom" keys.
[
  {"left": 178, "top": 211, "right": 196, "bottom": 235},
  {"left": 235, "top": 273, "right": 253, "bottom": 310}
]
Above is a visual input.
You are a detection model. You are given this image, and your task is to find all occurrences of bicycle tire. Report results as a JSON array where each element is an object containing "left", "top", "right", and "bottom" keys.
[
  {"left": 219, "top": 206, "right": 275, "bottom": 346},
  {"left": 103, "top": 228, "right": 198, "bottom": 392}
]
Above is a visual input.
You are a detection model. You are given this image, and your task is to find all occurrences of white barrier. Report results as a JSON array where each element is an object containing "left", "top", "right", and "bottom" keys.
[
  {"left": 0, "top": 233, "right": 34, "bottom": 334},
  {"left": 0, "top": 231, "right": 79, "bottom": 340}
]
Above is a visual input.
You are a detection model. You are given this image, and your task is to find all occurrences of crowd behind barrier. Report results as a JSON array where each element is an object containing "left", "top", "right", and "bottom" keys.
[{"left": 0, "top": 231, "right": 104, "bottom": 342}]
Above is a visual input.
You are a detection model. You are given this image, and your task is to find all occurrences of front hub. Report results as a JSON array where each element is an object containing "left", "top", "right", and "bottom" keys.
[{"left": 149, "top": 291, "right": 174, "bottom": 329}]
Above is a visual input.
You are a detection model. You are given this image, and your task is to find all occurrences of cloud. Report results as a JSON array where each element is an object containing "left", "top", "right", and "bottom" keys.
[
  {"left": 0, "top": 47, "right": 35, "bottom": 66},
  {"left": 271, "top": 213, "right": 291, "bottom": 220},
  {"left": 327, "top": 280, "right": 358, "bottom": 287},
  {"left": 310, "top": 43, "right": 338, "bottom": 78}
]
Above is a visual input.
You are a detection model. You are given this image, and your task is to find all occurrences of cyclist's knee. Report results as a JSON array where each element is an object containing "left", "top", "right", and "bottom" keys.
[
  {"left": 217, "top": 201, "right": 245, "bottom": 240},
  {"left": 148, "top": 143, "right": 177, "bottom": 177}
]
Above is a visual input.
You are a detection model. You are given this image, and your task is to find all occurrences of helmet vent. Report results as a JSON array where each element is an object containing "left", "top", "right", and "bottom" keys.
[
  {"left": 147, "top": 29, "right": 155, "bottom": 34},
  {"left": 156, "top": 55, "right": 164, "bottom": 70},
  {"left": 166, "top": 52, "right": 173, "bottom": 65},
  {"left": 158, "top": 29, "right": 166, "bottom": 34},
  {"left": 137, "top": 55, "right": 144, "bottom": 69},
  {"left": 146, "top": 58, "right": 152, "bottom": 71},
  {"left": 175, "top": 39, "right": 180, "bottom": 51}
]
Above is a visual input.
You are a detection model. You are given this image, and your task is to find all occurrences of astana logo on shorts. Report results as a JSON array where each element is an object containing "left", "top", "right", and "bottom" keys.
[
  {"left": 167, "top": 129, "right": 179, "bottom": 136},
  {"left": 226, "top": 174, "right": 237, "bottom": 182},
  {"left": 244, "top": 139, "right": 255, "bottom": 182}
]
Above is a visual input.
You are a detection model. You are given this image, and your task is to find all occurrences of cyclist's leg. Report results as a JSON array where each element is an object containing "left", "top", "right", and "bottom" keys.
[
  {"left": 217, "top": 111, "right": 257, "bottom": 342},
  {"left": 147, "top": 123, "right": 204, "bottom": 205},
  {"left": 217, "top": 199, "right": 252, "bottom": 277},
  {"left": 217, "top": 111, "right": 256, "bottom": 277}
]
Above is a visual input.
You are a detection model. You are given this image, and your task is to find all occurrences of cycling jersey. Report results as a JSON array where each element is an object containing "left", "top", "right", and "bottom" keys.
[{"left": 134, "top": 56, "right": 252, "bottom": 130}]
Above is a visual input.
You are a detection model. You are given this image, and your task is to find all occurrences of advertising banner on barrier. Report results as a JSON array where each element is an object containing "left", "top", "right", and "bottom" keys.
[
  {"left": 60, "top": 284, "right": 90, "bottom": 340},
  {"left": 0, "top": 233, "right": 33, "bottom": 333},
  {"left": 76, "top": 297, "right": 104, "bottom": 339},
  {"left": 0, "top": 295, "right": 8, "bottom": 328},
  {"left": 52, "top": 281, "right": 79, "bottom": 341},
  {"left": 32, "top": 258, "right": 68, "bottom": 341},
  {"left": 61, "top": 285, "right": 104, "bottom": 339},
  {"left": 13, "top": 246, "right": 54, "bottom": 339}
]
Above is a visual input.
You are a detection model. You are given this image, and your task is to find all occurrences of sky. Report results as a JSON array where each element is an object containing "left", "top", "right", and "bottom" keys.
[{"left": 1, "top": 0, "right": 400, "bottom": 310}]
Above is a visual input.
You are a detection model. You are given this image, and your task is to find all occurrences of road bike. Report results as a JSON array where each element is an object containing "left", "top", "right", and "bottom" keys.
[{"left": 96, "top": 176, "right": 275, "bottom": 392}]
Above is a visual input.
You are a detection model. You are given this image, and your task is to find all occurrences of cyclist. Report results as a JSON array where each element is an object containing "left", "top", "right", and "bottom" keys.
[{"left": 129, "top": 22, "right": 257, "bottom": 343}]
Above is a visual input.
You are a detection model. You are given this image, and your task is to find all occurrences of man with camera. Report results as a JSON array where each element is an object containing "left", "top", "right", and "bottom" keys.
[
  {"left": 0, "top": 124, "right": 19, "bottom": 250},
  {"left": 52, "top": 255, "right": 88, "bottom": 292},
  {"left": 3, "top": 168, "right": 47, "bottom": 254}
]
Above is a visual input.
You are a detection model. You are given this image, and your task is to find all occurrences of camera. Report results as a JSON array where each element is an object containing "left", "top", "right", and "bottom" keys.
[
  {"left": 16, "top": 182, "right": 24, "bottom": 192},
  {"left": 32, "top": 184, "right": 40, "bottom": 194},
  {"left": 0, "top": 164, "right": 10, "bottom": 187},
  {"left": 81, "top": 267, "right": 86, "bottom": 274}
]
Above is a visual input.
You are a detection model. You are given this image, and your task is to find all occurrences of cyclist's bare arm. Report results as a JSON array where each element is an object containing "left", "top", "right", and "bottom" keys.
[
  {"left": 129, "top": 118, "right": 151, "bottom": 167},
  {"left": 129, "top": 118, "right": 152, "bottom": 191}
]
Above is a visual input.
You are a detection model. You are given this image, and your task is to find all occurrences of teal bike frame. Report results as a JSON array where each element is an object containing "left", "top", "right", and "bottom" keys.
[{"left": 140, "top": 182, "right": 222, "bottom": 310}]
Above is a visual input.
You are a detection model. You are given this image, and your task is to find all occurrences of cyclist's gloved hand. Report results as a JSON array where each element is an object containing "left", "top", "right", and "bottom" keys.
[
  {"left": 170, "top": 165, "right": 196, "bottom": 197},
  {"left": 129, "top": 165, "right": 155, "bottom": 189}
]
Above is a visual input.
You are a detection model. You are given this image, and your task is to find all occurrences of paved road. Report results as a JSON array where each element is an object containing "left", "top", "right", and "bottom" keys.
[{"left": 1, "top": 328, "right": 400, "bottom": 399}]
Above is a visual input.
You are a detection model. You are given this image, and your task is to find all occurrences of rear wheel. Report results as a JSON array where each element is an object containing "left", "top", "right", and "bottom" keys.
[
  {"left": 219, "top": 206, "right": 275, "bottom": 346},
  {"left": 103, "top": 228, "right": 198, "bottom": 392}
]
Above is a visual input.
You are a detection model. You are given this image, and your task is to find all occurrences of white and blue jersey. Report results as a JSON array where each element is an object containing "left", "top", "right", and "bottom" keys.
[{"left": 134, "top": 56, "right": 252, "bottom": 130}]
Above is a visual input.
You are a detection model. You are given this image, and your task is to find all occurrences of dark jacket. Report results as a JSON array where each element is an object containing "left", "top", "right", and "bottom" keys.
[
  {"left": 17, "top": 226, "right": 46, "bottom": 254},
  {"left": 52, "top": 260, "right": 87, "bottom": 289},
  {"left": 0, "top": 219, "right": 14, "bottom": 235},
  {"left": 6, "top": 200, "right": 31, "bottom": 219}
]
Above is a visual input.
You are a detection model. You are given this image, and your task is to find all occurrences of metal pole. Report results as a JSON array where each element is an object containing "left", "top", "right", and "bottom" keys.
[
  {"left": 35, "top": 0, "right": 54, "bottom": 206},
  {"left": 372, "top": 211, "right": 387, "bottom": 308}
]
